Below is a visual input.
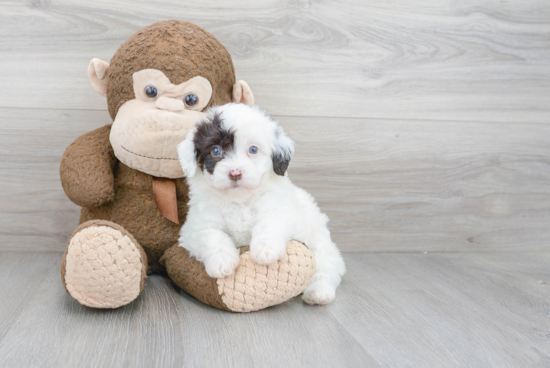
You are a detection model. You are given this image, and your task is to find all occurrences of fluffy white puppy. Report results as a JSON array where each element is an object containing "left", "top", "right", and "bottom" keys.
[{"left": 177, "top": 103, "right": 345, "bottom": 305}]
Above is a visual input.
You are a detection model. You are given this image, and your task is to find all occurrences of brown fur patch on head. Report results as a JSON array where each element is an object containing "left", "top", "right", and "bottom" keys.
[
  {"left": 106, "top": 20, "right": 235, "bottom": 120},
  {"left": 193, "top": 112, "right": 235, "bottom": 174}
]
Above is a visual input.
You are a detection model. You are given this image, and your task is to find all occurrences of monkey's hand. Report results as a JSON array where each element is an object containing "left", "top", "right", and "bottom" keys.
[{"left": 60, "top": 124, "right": 116, "bottom": 208}]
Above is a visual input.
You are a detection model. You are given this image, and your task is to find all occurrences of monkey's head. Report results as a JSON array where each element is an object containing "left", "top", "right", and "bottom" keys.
[{"left": 88, "top": 20, "right": 253, "bottom": 178}]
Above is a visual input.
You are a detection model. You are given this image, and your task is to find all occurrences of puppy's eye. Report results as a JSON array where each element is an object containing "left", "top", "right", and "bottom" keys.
[
  {"left": 184, "top": 94, "right": 198, "bottom": 107},
  {"left": 211, "top": 146, "right": 222, "bottom": 157},
  {"left": 145, "top": 86, "right": 158, "bottom": 99},
  {"left": 249, "top": 146, "right": 258, "bottom": 155}
]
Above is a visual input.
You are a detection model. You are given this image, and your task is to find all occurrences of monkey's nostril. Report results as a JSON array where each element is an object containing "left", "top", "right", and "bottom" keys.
[{"left": 229, "top": 170, "right": 242, "bottom": 181}]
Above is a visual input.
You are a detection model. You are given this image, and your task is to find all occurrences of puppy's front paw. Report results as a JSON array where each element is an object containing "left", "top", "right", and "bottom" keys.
[
  {"left": 203, "top": 248, "right": 240, "bottom": 278},
  {"left": 302, "top": 282, "right": 336, "bottom": 305},
  {"left": 249, "top": 237, "right": 287, "bottom": 265}
]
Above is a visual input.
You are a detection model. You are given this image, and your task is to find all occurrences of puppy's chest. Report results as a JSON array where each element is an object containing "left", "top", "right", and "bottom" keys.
[{"left": 218, "top": 202, "right": 256, "bottom": 247}]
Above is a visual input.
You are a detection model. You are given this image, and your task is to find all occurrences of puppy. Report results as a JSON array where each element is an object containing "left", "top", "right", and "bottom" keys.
[{"left": 177, "top": 103, "right": 345, "bottom": 305}]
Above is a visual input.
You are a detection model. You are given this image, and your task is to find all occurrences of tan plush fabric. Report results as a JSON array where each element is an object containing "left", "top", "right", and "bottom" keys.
[
  {"left": 152, "top": 177, "right": 179, "bottom": 224},
  {"left": 109, "top": 99, "right": 204, "bottom": 179},
  {"left": 154, "top": 96, "right": 185, "bottom": 112},
  {"left": 218, "top": 241, "right": 316, "bottom": 312},
  {"left": 106, "top": 20, "right": 235, "bottom": 120},
  {"left": 232, "top": 80, "right": 255, "bottom": 107},
  {"left": 61, "top": 220, "right": 148, "bottom": 309},
  {"left": 161, "top": 240, "right": 316, "bottom": 312},
  {"left": 133, "top": 71, "right": 212, "bottom": 112},
  {"left": 88, "top": 58, "right": 110, "bottom": 96}
]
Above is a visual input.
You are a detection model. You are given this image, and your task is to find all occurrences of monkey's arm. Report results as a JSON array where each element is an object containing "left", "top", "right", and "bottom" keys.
[{"left": 60, "top": 124, "right": 117, "bottom": 208}]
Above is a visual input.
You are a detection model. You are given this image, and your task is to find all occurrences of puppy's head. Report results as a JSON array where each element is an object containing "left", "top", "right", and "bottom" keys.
[{"left": 177, "top": 103, "right": 294, "bottom": 192}]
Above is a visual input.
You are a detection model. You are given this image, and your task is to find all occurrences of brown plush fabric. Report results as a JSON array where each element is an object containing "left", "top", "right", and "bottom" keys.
[
  {"left": 161, "top": 243, "right": 231, "bottom": 311},
  {"left": 106, "top": 20, "right": 235, "bottom": 120},
  {"left": 80, "top": 162, "right": 189, "bottom": 274},
  {"left": 61, "top": 220, "right": 148, "bottom": 298},
  {"left": 60, "top": 124, "right": 190, "bottom": 274},
  {"left": 59, "top": 125, "right": 116, "bottom": 208}
]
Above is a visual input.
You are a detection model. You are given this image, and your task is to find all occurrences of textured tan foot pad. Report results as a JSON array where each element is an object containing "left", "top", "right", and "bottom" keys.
[
  {"left": 218, "top": 241, "right": 316, "bottom": 312},
  {"left": 162, "top": 240, "right": 316, "bottom": 312},
  {"left": 61, "top": 221, "right": 147, "bottom": 308}
]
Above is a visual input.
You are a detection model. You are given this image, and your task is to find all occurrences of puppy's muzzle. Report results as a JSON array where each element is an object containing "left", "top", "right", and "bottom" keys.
[{"left": 229, "top": 169, "right": 242, "bottom": 181}]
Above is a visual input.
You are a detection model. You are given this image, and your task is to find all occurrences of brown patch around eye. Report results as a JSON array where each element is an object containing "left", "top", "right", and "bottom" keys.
[{"left": 193, "top": 112, "right": 234, "bottom": 174}]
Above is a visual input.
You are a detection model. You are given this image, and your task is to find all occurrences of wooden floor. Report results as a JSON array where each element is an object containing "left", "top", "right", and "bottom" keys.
[
  {"left": 0, "top": 251, "right": 548, "bottom": 368},
  {"left": 0, "top": 0, "right": 549, "bottom": 367}
]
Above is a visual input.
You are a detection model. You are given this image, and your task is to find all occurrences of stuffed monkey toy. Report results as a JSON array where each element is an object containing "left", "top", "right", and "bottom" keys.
[{"left": 59, "top": 20, "right": 315, "bottom": 313}]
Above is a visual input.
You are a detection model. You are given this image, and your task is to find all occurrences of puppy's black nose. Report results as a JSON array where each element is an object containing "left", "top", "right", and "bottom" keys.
[{"left": 229, "top": 169, "right": 242, "bottom": 181}]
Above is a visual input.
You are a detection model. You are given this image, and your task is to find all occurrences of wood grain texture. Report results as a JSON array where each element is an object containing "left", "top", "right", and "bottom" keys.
[
  {"left": 0, "top": 251, "right": 61, "bottom": 341},
  {"left": 332, "top": 251, "right": 550, "bottom": 367},
  {"left": 1, "top": 108, "right": 548, "bottom": 252},
  {"left": 0, "top": 108, "right": 109, "bottom": 251},
  {"left": 0, "top": 251, "right": 548, "bottom": 367},
  {"left": 280, "top": 115, "right": 550, "bottom": 251},
  {"left": 0, "top": 0, "right": 549, "bottom": 122}
]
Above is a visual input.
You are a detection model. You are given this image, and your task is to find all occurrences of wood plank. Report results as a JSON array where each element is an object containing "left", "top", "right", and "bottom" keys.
[
  {"left": 0, "top": 251, "right": 549, "bottom": 367},
  {"left": 280, "top": 115, "right": 550, "bottom": 252},
  {"left": 0, "top": 252, "right": 61, "bottom": 341},
  {"left": 331, "top": 252, "right": 550, "bottom": 367},
  {"left": 1, "top": 108, "right": 549, "bottom": 252},
  {"left": 0, "top": 1, "right": 549, "bottom": 122},
  {"left": 0, "top": 251, "right": 375, "bottom": 368},
  {"left": 0, "top": 108, "right": 110, "bottom": 251}
]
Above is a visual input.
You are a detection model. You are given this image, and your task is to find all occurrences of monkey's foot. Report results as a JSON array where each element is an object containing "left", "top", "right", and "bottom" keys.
[
  {"left": 162, "top": 240, "right": 316, "bottom": 312},
  {"left": 61, "top": 220, "right": 147, "bottom": 308}
]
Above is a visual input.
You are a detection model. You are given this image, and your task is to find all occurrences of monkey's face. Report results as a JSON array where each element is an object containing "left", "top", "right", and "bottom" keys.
[
  {"left": 87, "top": 20, "right": 253, "bottom": 179},
  {"left": 109, "top": 69, "right": 213, "bottom": 178}
]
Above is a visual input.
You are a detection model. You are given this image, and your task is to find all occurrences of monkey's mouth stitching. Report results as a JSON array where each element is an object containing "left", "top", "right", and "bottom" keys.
[{"left": 121, "top": 145, "right": 178, "bottom": 160}]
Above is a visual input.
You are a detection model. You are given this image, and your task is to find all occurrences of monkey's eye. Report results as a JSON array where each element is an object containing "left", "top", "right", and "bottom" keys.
[
  {"left": 145, "top": 86, "right": 158, "bottom": 99},
  {"left": 249, "top": 146, "right": 258, "bottom": 155},
  {"left": 184, "top": 94, "right": 198, "bottom": 107},
  {"left": 211, "top": 146, "right": 222, "bottom": 157}
]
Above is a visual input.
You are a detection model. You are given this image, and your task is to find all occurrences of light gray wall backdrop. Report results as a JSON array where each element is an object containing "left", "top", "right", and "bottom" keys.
[{"left": 0, "top": 0, "right": 549, "bottom": 252}]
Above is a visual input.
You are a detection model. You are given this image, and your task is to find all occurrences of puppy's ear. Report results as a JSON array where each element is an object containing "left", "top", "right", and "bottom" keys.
[
  {"left": 272, "top": 126, "right": 295, "bottom": 176},
  {"left": 177, "top": 128, "right": 198, "bottom": 178}
]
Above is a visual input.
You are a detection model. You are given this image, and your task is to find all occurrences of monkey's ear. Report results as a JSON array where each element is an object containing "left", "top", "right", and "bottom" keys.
[
  {"left": 87, "top": 58, "right": 110, "bottom": 97},
  {"left": 232, "top": 80, "right": 254, "bottom": 107},
  {"left": 271, "top": 126, "right": 295, "bottom": 176},
  {"left": 177, "top": 128, "right": 198, "bottom": 178}
]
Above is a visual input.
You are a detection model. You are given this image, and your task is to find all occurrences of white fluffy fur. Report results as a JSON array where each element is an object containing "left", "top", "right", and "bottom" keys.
[{"left": 177, "top": 103, "right": 346, "bottom": 305}]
